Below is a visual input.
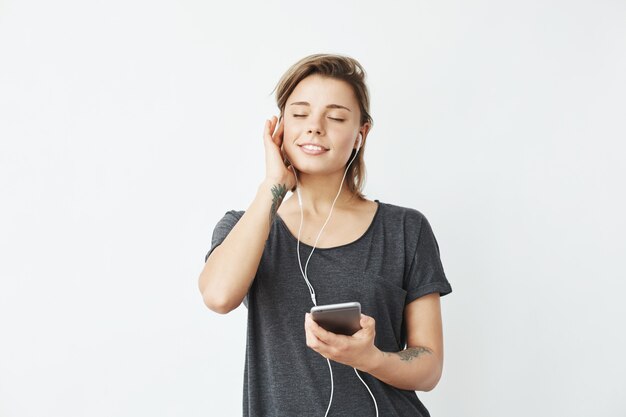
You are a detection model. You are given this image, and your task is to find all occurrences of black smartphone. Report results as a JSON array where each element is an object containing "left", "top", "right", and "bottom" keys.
[{"left": 310, "top": 302, "right": 362, "bottom": 336}]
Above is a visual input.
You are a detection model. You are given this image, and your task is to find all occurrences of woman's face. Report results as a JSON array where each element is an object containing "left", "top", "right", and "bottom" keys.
[{"left": 282, "top": 74, "right": 365, "bottom": 177}]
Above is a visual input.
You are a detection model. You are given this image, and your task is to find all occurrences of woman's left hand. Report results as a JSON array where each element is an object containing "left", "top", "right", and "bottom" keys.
[{"left": 304, "top": 312, "right": 382, "bottom": 372}]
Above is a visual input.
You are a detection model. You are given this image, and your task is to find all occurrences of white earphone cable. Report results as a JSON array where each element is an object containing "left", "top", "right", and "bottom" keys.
[
  {"left": 291, "top": 137, "right": 378, "bottom": 417},
  {"left": 324, "top": 358, "right": 334, "bottom": 417},
  {"left": 354, "top": 368, "right": 379, "bottom": 417},
  {"left": 295, "top": 141, "right": 360, "bottom": 305}
]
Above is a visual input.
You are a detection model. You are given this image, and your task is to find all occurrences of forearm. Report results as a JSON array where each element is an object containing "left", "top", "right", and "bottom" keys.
[
  {"left": 199, "top": 179, "right": 287, "bottom": 313},
  {"left": 362, "top": 346, "right": 443, "bottom": 392}
]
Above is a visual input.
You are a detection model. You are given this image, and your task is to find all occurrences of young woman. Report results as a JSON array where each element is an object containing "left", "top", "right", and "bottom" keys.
[{"left": 198, "top": 54, "right": 452, "bottom": 417}]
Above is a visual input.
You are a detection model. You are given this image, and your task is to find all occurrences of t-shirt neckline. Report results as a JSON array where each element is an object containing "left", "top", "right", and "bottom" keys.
[{"left": 275, "top": 199, "right": 382, "bottom": 251}]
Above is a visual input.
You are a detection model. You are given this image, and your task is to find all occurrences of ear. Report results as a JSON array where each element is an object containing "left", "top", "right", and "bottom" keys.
[{"left": 355, "top": 122, "right": 372, "bottom": 149}]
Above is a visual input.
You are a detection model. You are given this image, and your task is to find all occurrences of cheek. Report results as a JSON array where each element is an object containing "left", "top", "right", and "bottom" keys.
[
  {"left": 282, "top": 124, "right": 300, "bottom": 144},
  {"left": 337, "top": 133, "right": 358, "bottom": 151}
]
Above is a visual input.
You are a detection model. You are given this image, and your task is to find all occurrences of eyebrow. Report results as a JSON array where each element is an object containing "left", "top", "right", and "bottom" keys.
[{"left": 289, "top": 101, "right": 352, "bottom": 112}]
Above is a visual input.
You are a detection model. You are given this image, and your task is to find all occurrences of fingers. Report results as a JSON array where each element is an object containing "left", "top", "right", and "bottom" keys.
[
  {"left": 304, "top": 313, "right": 327, "bottom": 353},
  {"left": 272, "top": 117, "right": 284, "bottom": 147},
  {"left": 352, "top": 314, "right": 376, "bottom": 339},
  {"left": 263, "top": 118, "right": 272, "bottom": 145},
  {"left": 304, "top": 313, "right": 378, "bottom": 368},
  {"left": 305, "top": 313, "right": 340, "bottom": 345},
  {"left": 360, "top": 314, "right": 375, "bottom": 329},
  {"left": 305, "top": 313, "right": 354, "bottom": 360},
  {"left": 264, "top": 116, "right": 283, "bottom": 147},
  {"left": 306, "top": 313, "right": 336, "bottom": 340}
]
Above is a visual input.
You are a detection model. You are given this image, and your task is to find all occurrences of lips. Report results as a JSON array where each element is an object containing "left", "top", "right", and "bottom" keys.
[{"left": 298, "top": 142, "right": 329, "bottom": 155}]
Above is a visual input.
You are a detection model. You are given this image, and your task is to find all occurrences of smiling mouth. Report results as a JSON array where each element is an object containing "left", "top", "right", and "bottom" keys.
[{"left": 298, "top": 144, "right": 329, "bottom": 151}]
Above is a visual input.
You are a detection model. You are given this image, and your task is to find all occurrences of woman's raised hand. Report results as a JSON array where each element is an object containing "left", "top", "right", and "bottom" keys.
[{"left": 263, "top": 115, "right": 296, "bottom": 190}]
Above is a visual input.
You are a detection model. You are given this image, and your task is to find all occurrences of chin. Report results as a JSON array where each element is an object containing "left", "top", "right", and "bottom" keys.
[
  {"left": 292, "top": 163, "right": 343, "bottom": 178},
  {"left": 285, "top": 150, "right": 345, "bottom": 177}
]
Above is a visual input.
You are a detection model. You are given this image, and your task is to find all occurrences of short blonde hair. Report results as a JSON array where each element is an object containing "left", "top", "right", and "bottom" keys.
[{"left": 273, "top": 53, "right": 373, "bottom": 199}]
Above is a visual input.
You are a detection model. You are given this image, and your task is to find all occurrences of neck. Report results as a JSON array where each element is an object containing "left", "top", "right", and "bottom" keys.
[{"left": 293, "top": 170, "right": 359, "bottom": 215}]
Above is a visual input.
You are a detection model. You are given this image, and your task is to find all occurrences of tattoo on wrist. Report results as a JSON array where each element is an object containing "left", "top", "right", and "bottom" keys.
[
  {"left": 395, "top": 347, "right": 432, "bottom": 362},
  {"left": 269, "top": 183, "right": 287, "bottom": 225}
]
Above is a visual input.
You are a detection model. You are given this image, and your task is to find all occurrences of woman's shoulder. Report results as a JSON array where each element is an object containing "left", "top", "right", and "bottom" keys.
[
  {"left": 213, "top": 209, "right": 246, "bottom": 228},
  {"left": 223, "top": 209, "right": 245, "bottom": 218},
  {"left": 376, "top": 200, "right": 427, "bottom": 222},
  {"left": 375, "top": 201, "right": 441, "bottom": 248}
]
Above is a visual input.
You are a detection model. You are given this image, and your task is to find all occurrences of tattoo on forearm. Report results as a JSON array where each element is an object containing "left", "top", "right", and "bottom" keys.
[
  {"left": 395, "top": 347, "right": 433, "bottom": 362},
  {"left": 269, "top": 183, "right": 287, "bottom": 225}
]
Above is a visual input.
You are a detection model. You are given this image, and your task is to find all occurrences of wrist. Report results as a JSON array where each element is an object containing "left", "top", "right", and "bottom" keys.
[
  {"left": 256, "top": 180, "right": 288, "bottom": 219},
  {"left": 259, "top": 179, "right": 290, "bottom": 197},
  {"left": 360, "top": 346, "right": 385, "bottom": 374}
]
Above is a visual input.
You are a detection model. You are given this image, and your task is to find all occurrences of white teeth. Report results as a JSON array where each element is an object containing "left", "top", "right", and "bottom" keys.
[{"left": 302, "top": 144, "right": 325, "bottom": 151}]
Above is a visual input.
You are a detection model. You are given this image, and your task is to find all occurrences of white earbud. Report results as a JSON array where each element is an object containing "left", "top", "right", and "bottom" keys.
[{"left": 356, "top": 133, "right": 362, "bottom": 151}]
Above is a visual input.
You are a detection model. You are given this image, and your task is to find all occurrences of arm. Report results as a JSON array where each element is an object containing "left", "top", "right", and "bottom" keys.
[
  {"left": 198, "top": 116, "right": 295, "bottom": 314},
  {"left": 198, "top": 180, "right": 287, "bottom": 314},
  {"left": 366, "top": 293, "right": 444, "bottom": 391},
  {"left": 304, "top": 292, "right": 444, "bottom": 391}
]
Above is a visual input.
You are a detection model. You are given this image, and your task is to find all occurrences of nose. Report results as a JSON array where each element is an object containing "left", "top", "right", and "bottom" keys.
[{"left": 306, "top": 114, "right": 324, "bottom": 136}]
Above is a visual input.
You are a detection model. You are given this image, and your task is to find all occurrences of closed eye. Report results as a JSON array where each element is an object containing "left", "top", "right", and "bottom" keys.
[{"left": 292, "top": 114, "right": 344, "bottom": 122}]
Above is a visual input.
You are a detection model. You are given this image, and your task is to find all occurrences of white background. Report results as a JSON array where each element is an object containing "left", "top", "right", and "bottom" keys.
[{"left": 1, "top": 0, "right": 625, "bottom": 416}]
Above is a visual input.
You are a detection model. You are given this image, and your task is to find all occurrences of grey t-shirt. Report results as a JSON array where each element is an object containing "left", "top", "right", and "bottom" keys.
[{"left": 204, "top": 200, "right": 452, "bottom": 417}]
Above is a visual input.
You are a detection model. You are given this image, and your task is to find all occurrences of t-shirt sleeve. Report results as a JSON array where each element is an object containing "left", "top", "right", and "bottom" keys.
[
  {"left": 405, "top": 214, "right": 452, "bottom": 304},
  {"left": 204, "top": 210, "right": 245, "bottom": 263}
]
